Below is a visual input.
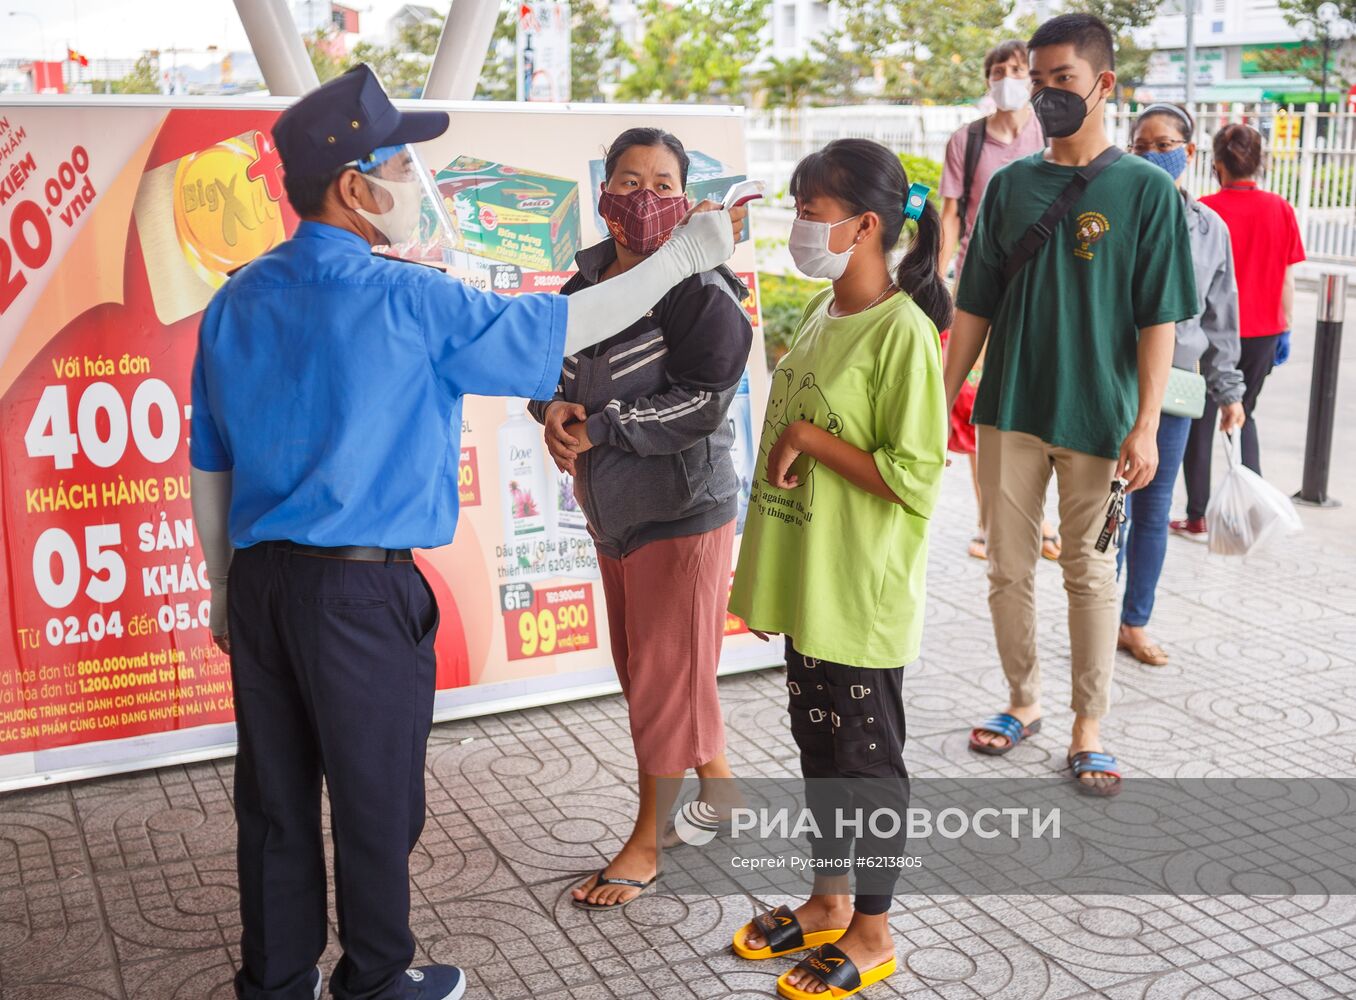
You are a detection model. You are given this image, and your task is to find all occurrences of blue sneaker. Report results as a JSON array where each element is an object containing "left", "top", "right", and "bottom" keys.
[{"left": 402, "top": 966, "right": 466, "bottom": 1000}]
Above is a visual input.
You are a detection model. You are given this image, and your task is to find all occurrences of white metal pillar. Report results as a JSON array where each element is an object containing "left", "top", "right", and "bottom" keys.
[
  {"left": 1184, "top": 0, "right": 1196, "bottom": 108},
  {"left": 422, "top": 0, "right": 502, "bottom": 101},
  {"left": 234, "top": 0, "right": 320, "bottom": 96}
]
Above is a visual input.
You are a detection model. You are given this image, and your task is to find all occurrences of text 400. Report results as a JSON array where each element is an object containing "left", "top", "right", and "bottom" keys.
[
  {"left": 46, "top": 610, "right": 125, "bottom": 647},
  {"left": 25, "top": 379, "right": 182, "bottom": 469}
]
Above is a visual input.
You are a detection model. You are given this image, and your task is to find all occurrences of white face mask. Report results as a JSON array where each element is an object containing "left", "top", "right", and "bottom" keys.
[
  {"left": 356, "top": 174, "right": 423, "bottom": 246},
  {"left": 990, "top": 76, "right": 1031, "bottom": 113},
  {"left": 788, "top": 215, "right": 860, "bottom": 280}
]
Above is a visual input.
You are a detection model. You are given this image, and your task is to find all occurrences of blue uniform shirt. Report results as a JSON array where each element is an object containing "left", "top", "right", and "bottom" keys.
[{"left": 190, "top": 221, "right": 567, "bottom": 549}]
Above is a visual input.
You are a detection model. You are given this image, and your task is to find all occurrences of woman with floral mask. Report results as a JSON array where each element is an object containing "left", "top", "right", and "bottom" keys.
[
  {"left": 1118, "top": 104, "right": 1245, "bottom": 666},
  {"left": 728, "top": 139, "right": 948, "bottom": 1000},
  {"left": 528, "top": 127, "right": 753, "bottom": 910}
]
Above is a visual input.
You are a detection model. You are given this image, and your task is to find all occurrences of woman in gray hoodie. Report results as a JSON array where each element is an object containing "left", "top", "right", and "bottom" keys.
[
  {"left": 528, "top": 128, "right": 754, "bottom": 910},
  {"left": 1118, "top": 104, "right": 1247, "bottom": 666}
]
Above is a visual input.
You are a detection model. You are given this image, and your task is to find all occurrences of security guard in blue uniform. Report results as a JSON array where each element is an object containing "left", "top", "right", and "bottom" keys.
[{"left": 190, "top": 65, "right": 744, "bottom": 1000}]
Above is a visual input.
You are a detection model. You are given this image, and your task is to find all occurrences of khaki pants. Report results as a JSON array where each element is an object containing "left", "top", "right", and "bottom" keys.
[{"left": 977, "top": 426, "right": 1119, "bottom": 719}]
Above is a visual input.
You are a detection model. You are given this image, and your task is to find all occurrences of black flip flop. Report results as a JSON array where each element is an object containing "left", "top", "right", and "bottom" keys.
[{"left": 571, "top": 868, "right": 659, "bottom": 910}]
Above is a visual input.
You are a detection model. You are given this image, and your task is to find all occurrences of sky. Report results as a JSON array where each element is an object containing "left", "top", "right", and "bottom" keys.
[{"left": 0, "top": 0, "right": 442, "bottom": 66}]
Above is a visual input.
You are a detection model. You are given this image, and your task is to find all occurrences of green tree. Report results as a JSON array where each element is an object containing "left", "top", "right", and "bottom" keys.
[
  {"left": 476, "top": 0, "right": 619, "bottom": 101},
  {"left": 344, "top": 14, "right": 445, "bottom": 97},
  {"left": 753, "top": 55, "right": 823, "bottom": 108},
  {"left": 815, "top": 0, "right": 1023, "bottom": 104},
  {"left": 1256, "top": 0, "right": 1356, "bottom": 94},
  {"left": 615, "top": 0, "right": 771, "bottom": 103},
  {"left": 571, "top": 0, "right": 621, "bottom": 101},
  {"left": 105, "top": 53, "right": 159, "bottom": 94},
  {"left": 912, "top": 16, "right": 1039, "bottom": 103},
  {"left": 304, "top": 28, "right": 346, "bottom": 84},
  {"left": 476, "top": 2, "right": 519, "bottom": 100},
  {"left": 1064, "top": 0, "right": 1162, "bottom": 94}
]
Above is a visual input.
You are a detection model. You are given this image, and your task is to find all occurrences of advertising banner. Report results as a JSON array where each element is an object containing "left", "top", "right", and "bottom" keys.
[
  {"left": 517, "top": 3, "right": 571, "bottom": 103},
  {"left": 0, "top": 98, "right": 773, "bottom": 790}
]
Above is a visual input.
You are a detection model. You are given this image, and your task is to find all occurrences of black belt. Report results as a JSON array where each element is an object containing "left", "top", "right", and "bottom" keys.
[{"left": 264, "top": 541, "right": 414, "bottom": 563}]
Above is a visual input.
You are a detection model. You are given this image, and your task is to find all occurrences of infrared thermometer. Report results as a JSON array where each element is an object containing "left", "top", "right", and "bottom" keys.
[{"left": 722, "top": 179, "right": 766, "bottom": 210}]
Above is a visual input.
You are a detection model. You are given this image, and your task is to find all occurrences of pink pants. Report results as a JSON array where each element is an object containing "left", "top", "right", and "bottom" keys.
[{"left": 597, "top": 521, "right": 735, "bottom": 775}]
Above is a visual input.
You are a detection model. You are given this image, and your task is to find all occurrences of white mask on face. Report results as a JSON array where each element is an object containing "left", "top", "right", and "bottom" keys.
[
  {"left": 788, "top": 215, "right": 860, "bottom": 279},
  {"left": 990, "top": 76, "right": 1031, "bottom": 112},
  {"left": 356, "top": 174, "right": 423, "bottom": 246}
]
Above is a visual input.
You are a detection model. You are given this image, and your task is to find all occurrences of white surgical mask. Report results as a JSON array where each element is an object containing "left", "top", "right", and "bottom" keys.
[
  {"left": 788, "top": 215, "right": 860, "bottom": 279},
  {"left": 990, "top": 76, "right": 1031, "bottom": 113},
  {"left": 356, "top": 174, "right": 423, "bottom": 246}
]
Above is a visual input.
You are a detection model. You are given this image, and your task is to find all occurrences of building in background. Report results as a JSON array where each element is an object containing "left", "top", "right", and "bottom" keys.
[
  {"left": 295, "top": 0, "right": 361, "bottom": 62},
  {"left": 768, "top": 0, "right": 833, "bottom": 60},
  {"left": 385, "top": 4, "right": 441, "bottom": 43},
  {"left": 295, "top": 0, "right": 362, "bottom": 36},
  {"left": 1134, "top": 0, "right": 1319, "bottom": 103}
]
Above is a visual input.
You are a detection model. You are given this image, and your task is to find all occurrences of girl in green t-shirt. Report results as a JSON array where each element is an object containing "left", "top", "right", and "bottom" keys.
[{"left": 728, "top": 139, "right": 950, "bottom": 999}]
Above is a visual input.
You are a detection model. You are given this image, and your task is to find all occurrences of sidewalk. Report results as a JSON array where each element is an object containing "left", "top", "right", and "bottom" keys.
[{"left": 2, "top": 288, "right": 1354, "bottom": 998}]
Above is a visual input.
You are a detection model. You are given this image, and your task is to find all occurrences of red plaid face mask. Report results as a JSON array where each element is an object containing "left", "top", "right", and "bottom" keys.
[{"left": 598, "top": 186, "right": 691, "bottom": 254}]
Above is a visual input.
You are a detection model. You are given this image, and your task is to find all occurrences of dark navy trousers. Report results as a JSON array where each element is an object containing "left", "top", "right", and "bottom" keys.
[{"left": 228, "top": 543, "right": 439, "bottom": 1000}]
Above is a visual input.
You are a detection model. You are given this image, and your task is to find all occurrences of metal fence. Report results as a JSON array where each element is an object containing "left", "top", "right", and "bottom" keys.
[{"left": 747, "top": 103, "right": 1356, "bottom": 265}]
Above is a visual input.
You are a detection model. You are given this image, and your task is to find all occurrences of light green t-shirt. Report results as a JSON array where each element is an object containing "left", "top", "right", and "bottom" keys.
[{"left": 729, "top": 288, "right": 947, "bottom": 669}]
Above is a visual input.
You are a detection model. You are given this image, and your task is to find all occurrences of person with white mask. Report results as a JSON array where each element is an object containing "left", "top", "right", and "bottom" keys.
[
  {"left": 938, "top": 40, "right": 1052, "bottom": 562},
  {"left": 939, "top": 39, "right": 1043, "bottom": 279},
  {"left": 729, "top": 139, "right": 949, "bottom": 1000},
  {"left": 189, "top": 65, "right": 746, "bottom": 1000}
]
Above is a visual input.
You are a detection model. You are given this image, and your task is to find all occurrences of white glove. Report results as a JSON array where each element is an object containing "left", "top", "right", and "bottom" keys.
[
  {"left": 663, "top": 208, "right": 737, "bottom": 275},
  {"left": 564, "top": 208, "right": 736, "bottom": 355},
  {"left": 190, "top": 466, "right": 233, "bottom": 650}
]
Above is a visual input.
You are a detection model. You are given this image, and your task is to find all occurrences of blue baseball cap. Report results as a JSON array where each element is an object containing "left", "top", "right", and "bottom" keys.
[{"left": 272, "top": 64, "right": 448, "bottom": 180}]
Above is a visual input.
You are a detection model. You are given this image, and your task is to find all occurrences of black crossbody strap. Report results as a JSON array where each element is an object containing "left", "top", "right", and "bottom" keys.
[
  {"left": 1002, "top": 145, "right": 1123, "bottom": 284},
  {"left": 956, "top": 118, "right": 987, "bottom": 244}
]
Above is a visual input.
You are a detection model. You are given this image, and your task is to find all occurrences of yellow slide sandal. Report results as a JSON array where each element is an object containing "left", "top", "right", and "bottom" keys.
[
  {"left": 776, "top": 944, "right": 898, "bottom": 999},
  {"left": 731, "top": 905, "right": 847, "bottom": 961}
]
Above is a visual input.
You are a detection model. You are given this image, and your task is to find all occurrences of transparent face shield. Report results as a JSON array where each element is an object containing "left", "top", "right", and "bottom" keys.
[{"left": 351, "top": 143, "right": 457, "bottom": 261}]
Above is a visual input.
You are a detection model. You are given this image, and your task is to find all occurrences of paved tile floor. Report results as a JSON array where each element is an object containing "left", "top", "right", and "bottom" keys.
[{"left": 3, "top": 289, "right": 1356, "bottom": 998}]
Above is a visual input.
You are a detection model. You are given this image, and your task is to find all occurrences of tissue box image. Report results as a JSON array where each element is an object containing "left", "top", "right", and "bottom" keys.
[{"left": 435, "top": 156, "right": 581, "bottom": 272}]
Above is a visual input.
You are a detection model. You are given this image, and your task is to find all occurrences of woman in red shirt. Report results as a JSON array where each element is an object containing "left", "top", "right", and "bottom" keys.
[{"left": 1172, "top": 124, "right": 1305, "bottom": 536}]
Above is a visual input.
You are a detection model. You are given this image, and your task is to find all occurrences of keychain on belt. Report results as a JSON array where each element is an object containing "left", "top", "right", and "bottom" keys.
[{"left": 1095, "top": 477, "right": 1129, "bottom": 553}]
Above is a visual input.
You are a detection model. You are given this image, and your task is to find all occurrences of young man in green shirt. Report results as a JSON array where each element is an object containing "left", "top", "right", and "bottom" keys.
[{"left": 945, "top": 13, "right": 1198, "bottom": 795}]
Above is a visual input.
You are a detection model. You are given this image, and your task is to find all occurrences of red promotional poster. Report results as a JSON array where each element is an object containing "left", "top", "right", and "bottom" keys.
[{"left": 0, "top": 98, "right": 772, "bottom": 790}]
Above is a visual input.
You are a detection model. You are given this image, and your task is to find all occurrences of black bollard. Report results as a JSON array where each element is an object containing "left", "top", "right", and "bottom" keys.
[{"left": 1295, "top": 273, "right": 1345, "bottom": 508}]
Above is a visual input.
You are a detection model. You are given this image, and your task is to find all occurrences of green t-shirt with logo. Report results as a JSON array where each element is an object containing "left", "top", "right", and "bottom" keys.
[
  {"left": 729, "top": 288, "right": 946, "bottom": 669},
  {"left": 956, "top": 151, "right": 1199, "bottom": 459}
]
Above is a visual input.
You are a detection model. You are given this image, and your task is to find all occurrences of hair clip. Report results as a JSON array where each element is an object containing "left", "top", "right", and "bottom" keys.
[{"left": 904, "top": 183, "right": 930, "bottom": 220}]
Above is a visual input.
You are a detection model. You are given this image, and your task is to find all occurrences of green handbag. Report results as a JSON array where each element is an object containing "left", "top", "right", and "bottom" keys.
[{"left": 1162, "top": 364, "right": 1206, "bottom": 419}]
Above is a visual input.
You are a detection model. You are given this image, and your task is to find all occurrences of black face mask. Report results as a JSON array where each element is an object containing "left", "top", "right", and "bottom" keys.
[{"left": 1031, "top": 77, "right": 1104, "bottom": 139}]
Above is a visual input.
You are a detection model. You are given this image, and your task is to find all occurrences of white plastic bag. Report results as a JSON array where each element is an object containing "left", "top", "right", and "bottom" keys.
[{"left": 1205, "top": 433, "right": 1303, "bottom": 556}]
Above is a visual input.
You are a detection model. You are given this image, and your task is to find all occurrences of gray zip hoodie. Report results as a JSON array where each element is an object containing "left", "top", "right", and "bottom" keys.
[
  {"left": 528, "top": 240, "right": 753, "bottom": 559},
  {"left": 1177, "top": 189, "right": 1246, "bottom": 405}
]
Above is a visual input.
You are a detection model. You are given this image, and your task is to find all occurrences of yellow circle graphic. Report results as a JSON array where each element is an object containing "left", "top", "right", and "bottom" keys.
[{"left": 172, "top": 136, "right": 285, "bottom": 289}]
